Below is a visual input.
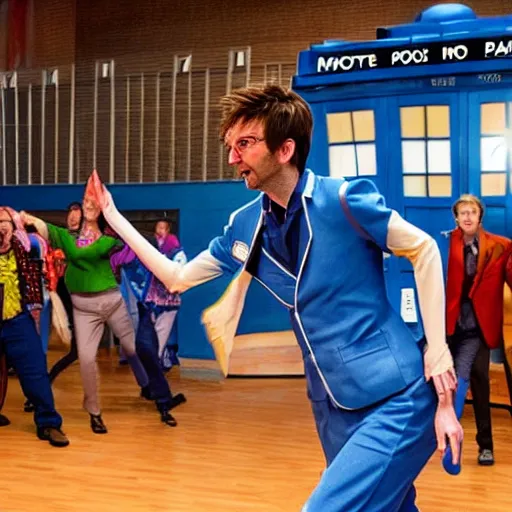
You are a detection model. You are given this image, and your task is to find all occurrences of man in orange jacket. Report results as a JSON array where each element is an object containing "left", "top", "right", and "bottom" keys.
[{"left": 444, "top": 194, "right": 512, "bottom": 473}]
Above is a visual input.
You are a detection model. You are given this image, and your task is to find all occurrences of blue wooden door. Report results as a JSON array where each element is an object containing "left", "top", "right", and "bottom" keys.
[{"left": 386, "top": 92, "right": 462, "bottom": 338}]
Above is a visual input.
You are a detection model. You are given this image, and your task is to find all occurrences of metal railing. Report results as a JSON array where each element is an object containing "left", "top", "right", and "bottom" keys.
[{"left": 0, "top": 58, "right": 296, "bottom": 185}]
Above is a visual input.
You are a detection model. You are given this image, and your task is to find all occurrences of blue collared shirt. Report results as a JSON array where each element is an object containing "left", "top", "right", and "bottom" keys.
[{"left": 261, "top": 172, "right": 308, "bottom": 276}]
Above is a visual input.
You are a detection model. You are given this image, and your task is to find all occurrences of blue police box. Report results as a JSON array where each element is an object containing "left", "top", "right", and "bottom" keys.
[{"left": 293, "top": 3, "right": 512, "bottom": 344}]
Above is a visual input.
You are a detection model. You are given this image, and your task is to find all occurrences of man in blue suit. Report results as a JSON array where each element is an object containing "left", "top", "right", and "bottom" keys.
[{"left": 95, "top": 85, "right": 462, "bottom": 511}]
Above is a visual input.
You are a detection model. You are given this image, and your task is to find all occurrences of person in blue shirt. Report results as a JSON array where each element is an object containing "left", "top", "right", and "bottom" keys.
[{"left": 93, "top": 85, "right": 462, "bottom": 512}]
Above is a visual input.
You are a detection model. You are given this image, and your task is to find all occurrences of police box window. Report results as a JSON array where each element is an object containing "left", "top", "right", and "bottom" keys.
[
  {"left": 479, "top": 102, "right": 511, "bottom": 197},
  {"left": 326, "top": 110, "right": 376, "bottom": 179},
  {"left": 400, "top": 105, "right": 452, "bottom": 198}
]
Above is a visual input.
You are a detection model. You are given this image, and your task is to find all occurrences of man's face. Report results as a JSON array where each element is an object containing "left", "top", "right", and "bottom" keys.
[
  {"left": 0, "top": 210, "right": 14, "bottom": 248},
  {"left": 155, "top": 221, "right": 170, "bottom": 238},
  {"left": 67, "top": 207, "right": 82, "bottom": 231},
  {"left": 224, "top": 119, "right": 281, "bottom": 191},
  {"left": 456, "top": 203, "right": 481, "bottom": 237}
]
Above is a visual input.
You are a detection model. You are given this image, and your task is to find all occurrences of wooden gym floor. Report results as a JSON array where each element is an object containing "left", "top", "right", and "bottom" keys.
[{"left": 1, "top": 349, "right": 511, "bottom": 512}]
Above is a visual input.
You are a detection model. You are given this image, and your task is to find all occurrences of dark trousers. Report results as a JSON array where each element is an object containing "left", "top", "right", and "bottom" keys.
[
  {"left": 450, "top": 325, "right": 493, "bottom": 452},
  {"left": 469, "top": 340, "right": 493, "bottom": 451},
  {"left": 0, "top": 351, "right": 7, "bottom": 411},
  {"left": 504, "top": 356, "right": 512, "bottom": 412},
  {"left": 136, "top": 304, "right": 173, "bottom": 412},
  {"left": 1, "top": 312, "right": 62, "bottom": 428},
  {"left": 48, "top": 278, "right": 78, "bottom": 383},
  {"left": 48, "top": 337, "right": 78, "bottom": 383},
  {"left": 470, "top": 339, "right": 512, "bottom": 450}
]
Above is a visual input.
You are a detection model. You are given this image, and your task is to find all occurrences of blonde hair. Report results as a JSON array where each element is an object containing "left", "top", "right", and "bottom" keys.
[{"left": 452, "top": 194, "right": 485, "bottom": 221}]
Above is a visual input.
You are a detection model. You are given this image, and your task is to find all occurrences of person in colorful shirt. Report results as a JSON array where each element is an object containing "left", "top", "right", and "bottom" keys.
[
  {"left": 21, "top": 187, "right": 151, "bottom": 435},
  {"left": 22, "top": 179, "right": 186, "bottom": 431},
  {"left": 151, "top": 219, "right": 186, "bottom": 369},
  {"left": 23, "top": 204, "right": 80, "bottom": 414},
  {"left": 111, "top": 220, "right": 187, "bottom": 425},
  {"left": 22, "top": 234, "right": 71, "bottom": 413},
  {"left": 0, "top": 206, "right": 69, "bottom": 446},
  {"left": 118, "top": 219, "right": 185, "bottom": 370},
  {"left": 5, "top": 230, "right": 47, "bottom": 380}
]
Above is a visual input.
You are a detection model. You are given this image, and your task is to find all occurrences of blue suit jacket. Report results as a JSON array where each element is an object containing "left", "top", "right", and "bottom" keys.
[{"left": 209, "top": 170, "right": 425, "bottom": 410}]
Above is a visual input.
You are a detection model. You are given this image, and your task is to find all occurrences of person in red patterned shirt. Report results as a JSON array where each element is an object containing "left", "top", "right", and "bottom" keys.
[{"left": 0, "top": 207, "right": 69, "bottom": 447}]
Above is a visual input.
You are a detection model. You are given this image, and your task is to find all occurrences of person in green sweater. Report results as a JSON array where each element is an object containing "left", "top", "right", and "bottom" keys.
[{"left": 21, "top": 197, "right": 151, "bottom": 434}]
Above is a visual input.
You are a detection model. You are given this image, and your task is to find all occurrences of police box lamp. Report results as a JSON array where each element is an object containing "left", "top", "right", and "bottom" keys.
[{"left": 294, "top": 3, "right": 512, "bottom": 87}]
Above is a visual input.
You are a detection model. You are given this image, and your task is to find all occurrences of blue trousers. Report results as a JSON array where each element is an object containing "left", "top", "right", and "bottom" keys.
[
  {"left": 40, "top": 295, "right": 52, "bottom": 354},
  {"left": 0, "top": 312, "right": 63, "bottom": 428},
  {"left": 136, "top": 305, "right": 173, "bottom": 412},
  {"left": 302, "top": 355, "right": 437, "bottom": 512}
]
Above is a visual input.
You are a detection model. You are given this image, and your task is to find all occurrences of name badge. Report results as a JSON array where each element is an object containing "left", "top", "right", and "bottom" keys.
[{"left": 232, "top": 241, "right": 249, "bottom": 262}]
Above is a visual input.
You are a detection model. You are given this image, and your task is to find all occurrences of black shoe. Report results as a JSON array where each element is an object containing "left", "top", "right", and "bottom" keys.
[
  {"left": 160, "top": 410, "right": 177, "bottom": 427},
  {"left": 24, "top": 400, "right": 35, "bottom": 412},
  {"left": 169, "top": 393, "right": 186, "bottom": 410},
  {"left": 140, "top": 385, "right": 154, "bottom": 401},
  {"left": 478, "top": 449, "right": 494, "bottom": 466},
  {"left": 0, "top": 413, "right": 10, "bottom": 427},
  {"left": 169, "top": 350, "right": 180, "bottom": 367},
  {"left": 37, "top": 427, "right": 70, "bottom": 447},
  {"left": 89, "top": 413, "right": 108, "bottom": 434}
]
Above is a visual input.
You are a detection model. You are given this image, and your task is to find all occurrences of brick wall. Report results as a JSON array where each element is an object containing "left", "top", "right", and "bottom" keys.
[
  {"left": 70, "top": 0, "right": 511, "bottom": 70},
  {"left": 26, "top": 0, "right": 512, "bottom": 71},
  {"left": 32, "top": 0, "right": 75, "bottom": 68}
]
